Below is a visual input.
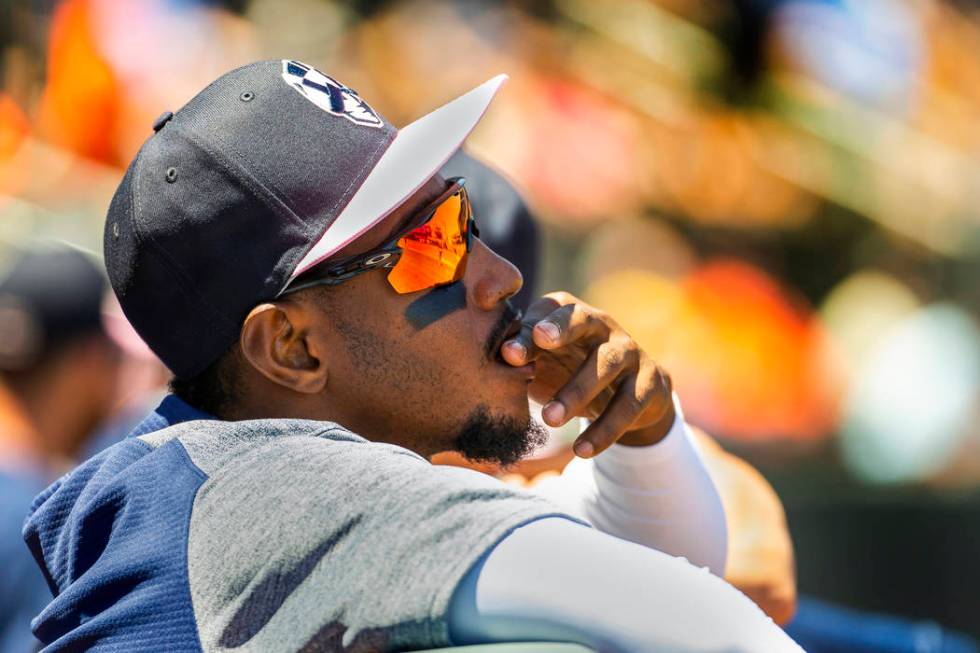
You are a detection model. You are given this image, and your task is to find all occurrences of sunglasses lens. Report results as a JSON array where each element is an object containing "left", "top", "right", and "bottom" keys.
[{"left": 387, "top": 192, "right": 469, "bottom": 294}]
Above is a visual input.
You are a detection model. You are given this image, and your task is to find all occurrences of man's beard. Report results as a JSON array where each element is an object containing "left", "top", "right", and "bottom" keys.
[{"left": 451, "top": 404, "right": 549, "bottom": 467}]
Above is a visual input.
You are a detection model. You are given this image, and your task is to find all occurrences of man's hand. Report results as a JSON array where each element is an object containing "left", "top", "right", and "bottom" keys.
[{"left": 501, "top": 292, "right": 675, "bottom": 457}]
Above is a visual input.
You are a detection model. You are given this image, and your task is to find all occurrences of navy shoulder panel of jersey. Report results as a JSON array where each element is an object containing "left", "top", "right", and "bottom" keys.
[{"left": 23, "top": 436, "right": 206, "bottom": 652}]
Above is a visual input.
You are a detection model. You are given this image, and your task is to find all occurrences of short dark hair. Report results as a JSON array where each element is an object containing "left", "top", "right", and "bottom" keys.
[{"left": 168, "top": 345, "right": 243, "bottom": 417}]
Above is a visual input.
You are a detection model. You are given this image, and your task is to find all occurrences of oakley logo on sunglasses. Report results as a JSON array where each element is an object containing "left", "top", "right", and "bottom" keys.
[
  {"left": 364, "top": 253, "right": 395, "bottom": 268},
  {"left": 281, "top": 60, "right": 384, "bottom": 129}
]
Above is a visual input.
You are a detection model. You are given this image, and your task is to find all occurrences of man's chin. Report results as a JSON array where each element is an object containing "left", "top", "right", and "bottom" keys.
[{"left": 450, "top": 404, "right": 548, "bottom": 468}]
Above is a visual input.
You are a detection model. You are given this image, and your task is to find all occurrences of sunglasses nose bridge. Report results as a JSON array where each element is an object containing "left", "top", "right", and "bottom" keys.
[{"left": 466, "top": 218, "right": 476, "bottom": 251}]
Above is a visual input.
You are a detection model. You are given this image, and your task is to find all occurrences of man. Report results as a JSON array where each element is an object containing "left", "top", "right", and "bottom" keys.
[
  {"left": 0, "top": 245, "right": 123, "bottom": 653},
  {"left": 23, "top": 60, "right": 803, "bottom": 651}
]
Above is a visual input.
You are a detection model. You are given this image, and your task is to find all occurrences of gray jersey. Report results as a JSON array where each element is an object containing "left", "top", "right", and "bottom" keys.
[{"left": 138, "top": 418, "right": 571, "bottom": 651}]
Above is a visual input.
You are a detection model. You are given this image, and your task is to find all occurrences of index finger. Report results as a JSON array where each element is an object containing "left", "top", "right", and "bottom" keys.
[
  {"left": 500, "top": 294, "right": 562, "bottom": 365},
  {"left": 529, "top": 294, "right": 612, "bottom": 352},
  {"left": 500, "top": 292, "right": 611, "bottom": 364}
]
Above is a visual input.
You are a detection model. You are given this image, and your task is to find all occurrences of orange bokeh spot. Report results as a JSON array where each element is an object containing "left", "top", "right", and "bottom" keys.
[
  {"left": 38, "top": 0, "right": 120, "bottom": 165},
  {"left": 674, "top": 260, "right": 838, "bottom": 440},
  {"left": 495, "top": 75, "right": 645, "bottom": 222},
  {"left": 586, "top": 262, "right": 840, "bottom": 442},
  {"left": 0, "top": 95, "right": 29, "bottom": 160},
  {"left": 0, "top": 94, "right": 31, "bottom": 197}
]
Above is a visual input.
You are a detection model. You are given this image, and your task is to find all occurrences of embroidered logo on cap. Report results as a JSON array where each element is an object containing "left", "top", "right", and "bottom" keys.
[{"left": 281, "top": 60, "right": 383, "bottom": 129}]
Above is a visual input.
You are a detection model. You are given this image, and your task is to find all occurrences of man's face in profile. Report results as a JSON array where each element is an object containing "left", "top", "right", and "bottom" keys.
[{"left": 290, "top": 175, "right": 546, "bottom": 464}]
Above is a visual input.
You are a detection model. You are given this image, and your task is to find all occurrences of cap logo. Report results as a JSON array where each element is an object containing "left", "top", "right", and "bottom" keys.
[{"left": 281, "top": 60, "right": 383, "bottom": 129}]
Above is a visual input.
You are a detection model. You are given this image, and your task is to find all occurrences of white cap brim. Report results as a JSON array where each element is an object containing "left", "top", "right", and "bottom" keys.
[{"left": 289, "top": 74, "right": 508, "bottom": 280}]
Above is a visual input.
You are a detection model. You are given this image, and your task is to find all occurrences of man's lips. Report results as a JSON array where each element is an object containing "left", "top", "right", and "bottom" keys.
[{"left": 488, "top": 311, "right": 521, "bottom": 360}]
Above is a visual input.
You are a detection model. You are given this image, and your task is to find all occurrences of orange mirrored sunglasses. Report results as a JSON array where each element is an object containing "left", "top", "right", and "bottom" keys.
[{"left": 280, "top": 177, "right": 477, "bottom": 296}]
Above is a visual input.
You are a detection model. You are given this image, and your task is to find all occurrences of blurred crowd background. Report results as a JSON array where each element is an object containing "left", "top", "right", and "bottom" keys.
[{"left": 1, "top": 0, "right": 979, "bottom": 644}]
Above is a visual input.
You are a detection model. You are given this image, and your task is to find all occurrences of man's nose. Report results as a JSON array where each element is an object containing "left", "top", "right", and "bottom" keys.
[{"left": 468, "top": 239, "right": 523, "bottom": 311}]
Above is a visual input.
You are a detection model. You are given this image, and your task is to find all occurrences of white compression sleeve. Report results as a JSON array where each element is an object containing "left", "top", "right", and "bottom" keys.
[
  {"left": 448, "top": 518, "right": 804, "bottom": 653},
  {"left": 531, "top": 395, "right": 728, "bottom": 575}
]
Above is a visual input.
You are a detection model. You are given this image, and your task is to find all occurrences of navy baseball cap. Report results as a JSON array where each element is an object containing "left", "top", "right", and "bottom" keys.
[
  {"left": 105, "top": 60, "right": 506, "bottom": 378},
  {"left": 0, "top": 245, "right": 107, "bottom": 371}
]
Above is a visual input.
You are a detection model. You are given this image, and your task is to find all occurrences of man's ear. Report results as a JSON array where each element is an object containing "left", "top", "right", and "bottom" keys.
[{"left": 239, "top": 302, "right": 327, "bottom": 394}]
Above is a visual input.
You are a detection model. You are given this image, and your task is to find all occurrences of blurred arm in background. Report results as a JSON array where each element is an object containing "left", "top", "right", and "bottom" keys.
[{"left": 691, "top": 427, "right": 797, "bottom": 625}]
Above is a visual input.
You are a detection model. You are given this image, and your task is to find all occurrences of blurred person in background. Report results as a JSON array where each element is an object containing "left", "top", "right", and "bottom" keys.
[
  {"left": 81, "top": 306, "right": 170, "bottom": 459},
  {"left": 0, "top": 244, "right": 124, "bottom": 653}
]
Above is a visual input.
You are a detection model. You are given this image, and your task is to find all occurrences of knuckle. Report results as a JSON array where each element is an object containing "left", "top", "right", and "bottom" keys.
[
  {"left": 588, "top": 305, "right": 612, "bottom": 328},
  {"left": 642, "top": 371, "right": 668, "bottom": 405},
  {"left": 640, "top": 384, "right": 665, "bottom": 411},
  {"left": 636, "top": 371, "right": 657, "bottom": 394},
  {"left": 549, "top": 291, "right": 575, "bottom": 306},
  {"left": 585, "top": 309, "right": 604, "bottom": 331},
  {"left": 623, "top": 392, "right": 647, "bottom": 415},
  {"left": 635, "top": 355, "right": 658, "bottom": 381},
  {"left": 648, "top": 363, "right": 671, "bottom": 395},
  {"left": 619, "top": 336, "right": 640, "bottom": 362},
  {"left": 639, "top": 358, "right": 659, "bottom": 383},
  {"left": 598, "top": 344, "right": 627, "bottom": 373}
]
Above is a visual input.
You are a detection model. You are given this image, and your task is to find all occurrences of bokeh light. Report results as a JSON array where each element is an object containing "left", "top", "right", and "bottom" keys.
[
  {"left": 819, "top": 270, "right": 921, "bottom": 384},
  {"left": 586, "top": 259, "right": 840, "bottom": 441},
  {"left": 38, "top": 0, "right": 121, "bottom": 165},
  {"left": 840, "top": 304, "right": 980, "bottom": 484}
]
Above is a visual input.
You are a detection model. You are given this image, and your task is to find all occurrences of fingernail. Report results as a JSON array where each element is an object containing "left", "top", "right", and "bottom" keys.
[
  {"left": 574, "top": 440, "right": 594, "bottom": 458},
  {"left": 504, "top": 340, "right": 526, "bottom": 359},
  {"left": 543, "top": 400, "right": 565, "bottom": 424},
  {"left": 537, "top": 321, "right": 560, "bottom": 342}
]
